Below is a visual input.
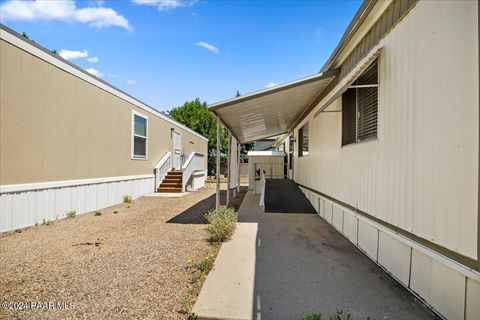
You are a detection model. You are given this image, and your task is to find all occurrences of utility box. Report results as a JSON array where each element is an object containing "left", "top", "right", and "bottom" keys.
[{"left": 247, "top": 151, "right": 286, "bottom": 194}]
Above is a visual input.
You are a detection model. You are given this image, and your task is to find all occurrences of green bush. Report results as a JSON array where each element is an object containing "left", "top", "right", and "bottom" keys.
[
  {"left": 123, "top": 194, "right": 132, "bottom": 203},
  {"left": 304, "top": 312, "right": 322, "bottom": 320},
  {"left": 66, "top": 210, "right": 76, "bottom": 218},
  {"left": 204, "top": 206, "right": 237, "bottom": 242},
  {"left": 329, "top": 309, "right": 352, "bottom": 320}
]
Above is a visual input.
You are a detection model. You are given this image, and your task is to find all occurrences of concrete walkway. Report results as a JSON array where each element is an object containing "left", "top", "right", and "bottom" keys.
[{"left": 193, "top": 191, "right": 439, "bottom": 320}]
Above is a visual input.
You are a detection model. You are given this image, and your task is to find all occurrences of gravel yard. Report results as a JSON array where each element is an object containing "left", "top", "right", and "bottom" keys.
[{"left": 0, "top": 184, "right": 246, "bottom": 320}]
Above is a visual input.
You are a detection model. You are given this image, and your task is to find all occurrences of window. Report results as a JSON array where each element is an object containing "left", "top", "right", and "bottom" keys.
[
  {"left": 298, "top": 123, "right": 309, "bottom": 157},
  {"left": 342, "top": 60, "right": 378, "bottom": 146},
  {"left": 132, "top": 111, "right": 148, "bottom": 159}
]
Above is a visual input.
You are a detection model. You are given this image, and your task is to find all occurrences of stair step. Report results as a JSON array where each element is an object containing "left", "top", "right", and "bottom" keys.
[
  {"left": 163, "top": 177, "right": 182, "bottom": 181},
  {"left": 157, "top": 170, "right": 183, "bottom": 193},
  {"left": 157, "top": 187, "right": 182, "bottom": 193},
  {"left": 160, "top": 182, "right": 182, "bottom": 187}
]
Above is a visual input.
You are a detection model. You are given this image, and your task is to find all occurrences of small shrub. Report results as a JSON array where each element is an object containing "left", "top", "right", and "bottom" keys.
[
  {"left": 113, "top": 210, "right": 118, "bottom": 214},
  {"left": 188, "top": 253, "right": 215, "bottom": 274},
  {"left": 66, "top": 210, "right": 76, "bottom": 218},
  {"left": 204, "top": 206, "right": 237, "bottom": 242},
  {"left": 329, "top": 309, "right": 352, "bottom": 320},
  {"left": 42, "top": 219, "right": 52, "bottom": 226},
  {"left": 188, "top": 313, "right": 198, "bottom": 320},
  {"left": 304, "top": 313, "right": 322, "bottom": 320},
  {"left": 123, "top": 194, "right": 132, "bottom": 203},
  {"left": 94, "top": 211, "right": 102, "bottom": 216}
]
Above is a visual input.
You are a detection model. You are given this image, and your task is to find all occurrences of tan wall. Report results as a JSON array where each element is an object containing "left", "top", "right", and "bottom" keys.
[
  {"left": 0, "top": 39, "right": 207, "bottom": 185},
  {"left": 292, "top": 1, "right": 479, "bottom": 259}
]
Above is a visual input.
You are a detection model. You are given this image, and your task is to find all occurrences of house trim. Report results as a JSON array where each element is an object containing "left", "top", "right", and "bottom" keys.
[
  {"left": 0, "top": 174, "right": 155, "bottom": 194},
  {"left": 131, "top": 110, "right": 149, "bottom": 160}
]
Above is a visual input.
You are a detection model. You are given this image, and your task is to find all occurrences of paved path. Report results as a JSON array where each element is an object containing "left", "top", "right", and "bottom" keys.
[{"left": 194, "top": 191, "right": 439, "bottom": 320}]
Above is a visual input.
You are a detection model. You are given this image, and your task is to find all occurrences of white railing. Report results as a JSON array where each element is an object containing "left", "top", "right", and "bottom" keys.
[
  {"left": 182, "top": 152, "right": 205, "bottom": 192},
  {"left": 154, "top": 151, "right": 172, "bottom": 190}
]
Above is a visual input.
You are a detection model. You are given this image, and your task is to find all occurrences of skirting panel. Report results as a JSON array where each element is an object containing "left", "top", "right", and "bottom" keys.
[
  {"left": 0, "top": 175, "right": 155, "bottom": 233},
  {"left": 299, "top": 188, "right": 480, "bottom": 320}
]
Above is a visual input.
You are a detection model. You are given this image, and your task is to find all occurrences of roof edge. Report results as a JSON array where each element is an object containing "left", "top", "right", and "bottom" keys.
[
  {"left": 320, "top": 0, "right": 378, "bottom": 73},
  {"left": 208, "top": 68, "right": 339, "bottom": 112}
]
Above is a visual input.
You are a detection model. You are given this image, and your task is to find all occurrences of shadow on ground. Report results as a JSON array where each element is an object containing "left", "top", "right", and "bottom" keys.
[
  {"left": 167, "top": 186, "right": 248, "bottom": 224},
  {"left": 238, "top": 192, "right": 440, "bottom": 320}
]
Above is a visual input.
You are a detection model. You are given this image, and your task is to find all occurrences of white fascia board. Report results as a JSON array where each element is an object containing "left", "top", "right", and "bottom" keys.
[
  {"left": 0, "top": 27, "right": 208, "bottom": 142},
  {"left": 0, "top": 174, "right": 155, "bottom": 194}
]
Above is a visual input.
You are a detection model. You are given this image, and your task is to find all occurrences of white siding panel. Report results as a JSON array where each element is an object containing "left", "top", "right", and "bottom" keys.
[
  {"left": 332, "top": 205, "right": 343, "bottom": 232},
  {"left": 0, "top": 176, "right": 154, "bottom": 232},
  {"left": 342, "top": 211, "right": 358, "bottom": 244},
  {"left": 377, "top": 231, "right": 411, "bottom": 286},
  {"left": 319, "top": 199, "right": 325, "bottom": 218},
  {"left": 324, "top": 201, "right": 333, "bottom": 224},
  {"left": 466, "top": 278, "right": 480, "bottom": 320},
  {"left": 358, "top": 220, "right": 378, "bottom": 260},
  {"left": 410, "top": 249, "right": 466, "bottom": 320},
  {"left": 293, "top": 0, "right": 479, "bottom": 259}
]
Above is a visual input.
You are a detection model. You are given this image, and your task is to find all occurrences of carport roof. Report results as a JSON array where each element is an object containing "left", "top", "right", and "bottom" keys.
[{"left": 208, "top": 69, "right": 338, "bottom": 143}]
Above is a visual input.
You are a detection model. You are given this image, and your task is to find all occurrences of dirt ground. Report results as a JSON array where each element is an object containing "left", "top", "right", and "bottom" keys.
[{"left": 0, "top": 184, "right": 247, "bottom": 320}]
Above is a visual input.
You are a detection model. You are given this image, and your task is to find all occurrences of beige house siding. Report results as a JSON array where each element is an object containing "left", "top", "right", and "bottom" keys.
[
  {"left": 0, "top": 38, "right": 207, "bottom": 185},
  {"left": 292, "top": 0, "right": 478, "bottom": 262}
]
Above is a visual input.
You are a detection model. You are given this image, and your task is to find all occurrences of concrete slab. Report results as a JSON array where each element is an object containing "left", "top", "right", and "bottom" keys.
[
  {"left": 193, "top": 191, "right": 438, "bottom": 320},
  {"left": 193, "top": 222, "right": 258, "bottom": 320},
  {"left": 239, "top": 191, "right": 438, "bottom": 320}
]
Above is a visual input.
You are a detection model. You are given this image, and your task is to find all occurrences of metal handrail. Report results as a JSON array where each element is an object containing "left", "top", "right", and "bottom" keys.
[
  {"left": 154, "top": 152, "right": 172, "bottom": 190},
  {"left": 181, "top": 152, "right": 205, "bottom": 192}
]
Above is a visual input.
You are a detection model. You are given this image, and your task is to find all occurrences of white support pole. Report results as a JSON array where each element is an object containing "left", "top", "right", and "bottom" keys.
[
  {"left": 226, "top": 131, "right": 231, "bottom": 205},
  {"left": 216, "top": 116, "right": 221, "bottom": 210},
  {"left": 233, "top": 138, "right": 236, "bottom": 199},
  {"left": 237, "top": 142, "right": 240, "bottom": 192}
]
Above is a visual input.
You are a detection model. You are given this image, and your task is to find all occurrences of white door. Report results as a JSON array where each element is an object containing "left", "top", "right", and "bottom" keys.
[{"left": 173, "top": 131, "right": 182, "bottom": 169}]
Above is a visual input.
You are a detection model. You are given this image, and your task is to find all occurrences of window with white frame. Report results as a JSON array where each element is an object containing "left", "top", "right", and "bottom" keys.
[
  {"left": 298, "top": 122, "right": 309, "bottom": 157},
  {"left": 342, "top": 60, "right": 378, "bottom": 146},
  {"left": 132, "top": 111, "right": 148, "bottom": 159}
]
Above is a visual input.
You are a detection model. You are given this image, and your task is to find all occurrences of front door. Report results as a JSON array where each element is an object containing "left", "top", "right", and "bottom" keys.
[{"left": 172, "top": 131, "right": 182, "bottom": 169}]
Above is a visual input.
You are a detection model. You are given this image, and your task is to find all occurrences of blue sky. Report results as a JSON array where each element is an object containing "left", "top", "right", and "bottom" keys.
[{"left": 0, "top": 0, "right": 361, "bottom": 111}]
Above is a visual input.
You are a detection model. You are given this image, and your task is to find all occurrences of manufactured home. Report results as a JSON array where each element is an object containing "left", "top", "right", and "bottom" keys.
[
  {"left": 210, "top": 0, "right": 479, "bottom": 319},
  {"left": 0, "top": 25, "right": 208, "bottom": 233}
]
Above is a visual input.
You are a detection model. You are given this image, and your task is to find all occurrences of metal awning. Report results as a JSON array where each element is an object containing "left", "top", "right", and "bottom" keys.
[{"left": 208, "top": 69, "right": 338, "bottom": 143}]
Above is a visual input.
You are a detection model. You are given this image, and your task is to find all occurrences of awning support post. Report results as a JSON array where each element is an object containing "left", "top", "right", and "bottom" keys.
[
  {"left": 216, "top": 116, "right": 221, "bottom": 211},
  {"left": 237, "top": 142, "right": 240, "bottom": 193},
  {"left": 226, "top": 131, "right": 231, "bottom": 205}
]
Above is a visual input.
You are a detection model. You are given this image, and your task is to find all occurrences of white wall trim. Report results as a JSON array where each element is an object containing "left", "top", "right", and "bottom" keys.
[
  {"left": 131, "top": 110, "right": 149, "bottom": 160},
  {"left": 0, "top": 26, "right": 208, "bottom": 142},
  {"left": 0, "top": 174, "right": 154, "bottom": 194}
]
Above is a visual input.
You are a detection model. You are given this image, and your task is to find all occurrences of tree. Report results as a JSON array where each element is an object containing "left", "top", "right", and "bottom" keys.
[{"left": 168, "top": 98, "right": 228, "bottom": 175}]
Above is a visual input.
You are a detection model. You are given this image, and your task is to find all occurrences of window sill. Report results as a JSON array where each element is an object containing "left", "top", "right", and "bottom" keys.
[
  {"left": 131, "top": 156, "right": 148, "bottom": 161},
  {"left": 341, "top": 137, "right": 378, "bottom": 148}
]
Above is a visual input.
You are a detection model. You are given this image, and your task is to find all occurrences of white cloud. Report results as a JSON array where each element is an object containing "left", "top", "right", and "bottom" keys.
[
  {"left": 266, "top": 82, "right": 277, "bottom": 88},
  {"left": 108, "top": 73, "right": 120, "bottom": 78},
  {"left": 194, "top": 41, "right": 219, "bottom": 54},
  {"left": 87, "top": 56, "right": 99, "bottom": 63},
  {"left": 59, "top": 49, "right": 88, "bottom": 60},
  {"left": 85, "top": 68, "right": 103, "bottom": 78},
  {"left": 132, "top": 0, "right": 197, "bottom": 11},
  {"left": 0, "top": 0, "right": 131, "bottom": 30},
  {"left": 126, "top": 79, "right": 136, "bottom": 85}
]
